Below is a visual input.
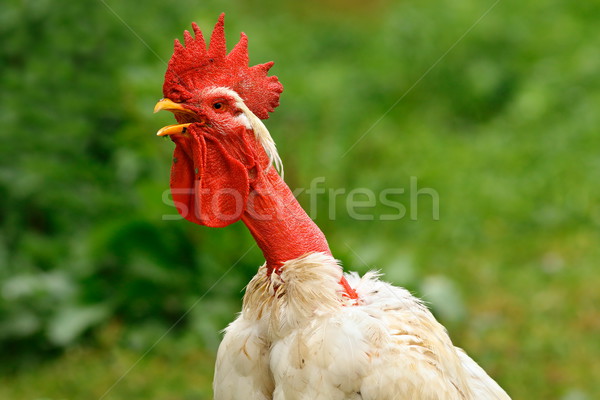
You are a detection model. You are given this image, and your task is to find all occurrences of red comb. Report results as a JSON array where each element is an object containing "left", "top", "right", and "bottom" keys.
[{"left": 163, "top": 14, "right": 283, "bottom": 119}]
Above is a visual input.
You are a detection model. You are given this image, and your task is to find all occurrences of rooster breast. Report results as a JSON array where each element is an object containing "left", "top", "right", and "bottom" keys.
[{"left": 213, "top": 253, "right": 510, "bottom": 400}]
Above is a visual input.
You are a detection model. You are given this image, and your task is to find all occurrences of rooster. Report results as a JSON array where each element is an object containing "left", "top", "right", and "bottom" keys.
[{"left": 153, "top": 14, "right": 511, "bottom": 400}]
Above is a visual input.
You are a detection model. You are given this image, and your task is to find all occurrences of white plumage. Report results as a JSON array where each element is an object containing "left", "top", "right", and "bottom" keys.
[{"left": 214, "top": 253, "right": 510, "bottom": 400}]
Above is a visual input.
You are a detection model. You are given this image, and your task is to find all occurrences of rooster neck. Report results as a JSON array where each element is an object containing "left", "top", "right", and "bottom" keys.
[
  {"left": 241, "top": 167, "right": 332, "bottom": 274},
  {"left": 238, "top": 132, "right": 358, "bottom": 300}
]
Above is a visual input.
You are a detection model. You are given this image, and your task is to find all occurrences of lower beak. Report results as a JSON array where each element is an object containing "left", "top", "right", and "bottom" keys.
[{"left": 156, "top": 123, "right": 192, "bottom": 137}]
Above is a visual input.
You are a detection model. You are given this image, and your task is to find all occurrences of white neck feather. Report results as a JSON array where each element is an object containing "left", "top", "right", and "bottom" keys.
[{"left": 242, "top": 253, "right": 346, "bottom": 337}]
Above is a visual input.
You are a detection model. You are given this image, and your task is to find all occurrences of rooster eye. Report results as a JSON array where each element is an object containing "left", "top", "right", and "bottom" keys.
[{"left": 213, "top": 102, "right": 223, "bottom": 110}]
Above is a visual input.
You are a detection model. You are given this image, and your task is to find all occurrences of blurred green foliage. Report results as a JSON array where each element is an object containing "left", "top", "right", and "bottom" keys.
[{"left": 1, "top": 0, "right": 599, "bottom": 398}]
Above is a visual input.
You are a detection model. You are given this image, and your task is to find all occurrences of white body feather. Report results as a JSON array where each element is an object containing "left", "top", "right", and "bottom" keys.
[{"left": 214, "top": 253, "right": 510, "bottom": 400}]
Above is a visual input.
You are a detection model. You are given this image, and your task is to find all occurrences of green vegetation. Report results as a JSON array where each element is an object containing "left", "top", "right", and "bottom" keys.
[{"left": 1, "top": 0, "right": 599, "bottom": 398}]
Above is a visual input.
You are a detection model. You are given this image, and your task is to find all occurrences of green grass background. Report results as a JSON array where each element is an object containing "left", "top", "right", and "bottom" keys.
[{"left": 1, "top": 0, "right": 599, "bottom": 398}]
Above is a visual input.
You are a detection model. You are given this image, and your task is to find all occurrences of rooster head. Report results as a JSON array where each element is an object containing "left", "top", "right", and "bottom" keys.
[{"left": 154, "top": 14, "right": 284, "bottom": 228}]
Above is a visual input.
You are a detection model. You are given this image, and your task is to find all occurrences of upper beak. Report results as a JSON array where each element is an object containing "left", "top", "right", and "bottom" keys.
[
  {"left": 153, "top": 98, "right": 188, "bottom": 114},
  {"left": 154, "top": 98, "right": 195, "bottom": 136}
]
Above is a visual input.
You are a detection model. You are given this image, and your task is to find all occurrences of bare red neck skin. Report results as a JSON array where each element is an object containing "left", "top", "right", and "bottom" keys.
[{"left": 242, "top": 166, "right": 358, "bottom": 300}]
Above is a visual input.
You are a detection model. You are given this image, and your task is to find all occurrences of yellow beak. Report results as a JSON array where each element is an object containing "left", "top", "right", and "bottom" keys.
[
  {"left": 156, "top": 123, "right": 192, "bottom": 137},
  {"left": 154, "top": 98, "right": 194, "bottom": 136},
  {"left": 153, "top": 98, "right": 188, "bottom": 113}
]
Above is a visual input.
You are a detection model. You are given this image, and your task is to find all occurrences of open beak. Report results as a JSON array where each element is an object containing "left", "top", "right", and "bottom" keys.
[{"left": 154, "top": 98, "right": 195, "bottom": 136}]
